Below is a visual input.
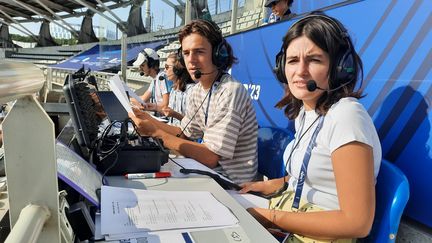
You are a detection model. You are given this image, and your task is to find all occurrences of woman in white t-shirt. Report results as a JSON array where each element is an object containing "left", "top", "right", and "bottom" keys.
[
  {"left": 161, "top": 53, "right": 195, "bottom": 125},
  {"left": 240, "top": 13, "right": 381, "bottom": 242}
]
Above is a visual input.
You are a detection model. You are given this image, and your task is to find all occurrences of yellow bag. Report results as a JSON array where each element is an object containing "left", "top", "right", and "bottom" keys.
[{"left": 269, "top": 190, "right": 356, "bottom": 243}]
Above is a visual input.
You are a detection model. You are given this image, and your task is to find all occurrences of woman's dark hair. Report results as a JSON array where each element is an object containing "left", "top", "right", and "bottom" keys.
[
  {"left": 275, "top": 13, "right": 364, "bottom": 120},
  {"left": 167, "top": 53, "right": 194, "bottom": 92},
  {"left": 178, "top": 19, "right": 237, "bottom": 70}
]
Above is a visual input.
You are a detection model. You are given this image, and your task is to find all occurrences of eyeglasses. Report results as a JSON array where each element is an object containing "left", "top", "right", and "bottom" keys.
[{"left": 164, "top": 64, "right": 173, "bottom": 70}]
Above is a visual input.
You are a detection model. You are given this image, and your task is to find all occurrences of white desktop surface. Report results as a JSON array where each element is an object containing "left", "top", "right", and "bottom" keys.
[{"left": 107, "top": 177, "right": 278, "bottom": 243}]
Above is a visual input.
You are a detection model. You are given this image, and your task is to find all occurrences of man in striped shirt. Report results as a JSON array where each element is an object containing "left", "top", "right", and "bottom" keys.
[{"left": 130, "top": 20, "right": 258, "bottom": 184}]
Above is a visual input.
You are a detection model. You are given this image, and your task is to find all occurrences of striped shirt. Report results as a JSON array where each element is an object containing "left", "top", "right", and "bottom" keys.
[
  {"left": 180, "top": 74, "right": 258, "bottom": 184},
  {"left": 168, "top": 83, "right": 195, "bottom": 126},
  {"left": 146, "top": 71, "right": 172, "bottom": 105}
]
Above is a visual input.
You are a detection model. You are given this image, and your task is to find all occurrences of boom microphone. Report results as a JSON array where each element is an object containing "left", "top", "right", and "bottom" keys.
[
  {"left": 306, "top": 80, "right": 350, "bottom": 92},
  {"left": 193, "top": 70, "right": 217, "bottom": 79},
  {"left": 158, "top": 75, "right": 165, "bottom": 80},
  {"left": 140, "top": 72, "right": 144, "bottom": 76}
]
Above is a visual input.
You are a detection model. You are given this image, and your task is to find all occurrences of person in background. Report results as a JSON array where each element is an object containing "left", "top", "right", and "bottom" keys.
[
  {"left": 162, "top": 53, "right": 196, "bottom": 125},
  {"left": 265, "top": 0, "right": 294, "bottom": 24},
  {"left": 240, "top": 13, "right": 381, "bottom": 242},
  {"left": 130, "top": 19, "right": 259, "bottom": 184},
  {"left": 133, "top": 48, "right": 171, "bottom": 114}
]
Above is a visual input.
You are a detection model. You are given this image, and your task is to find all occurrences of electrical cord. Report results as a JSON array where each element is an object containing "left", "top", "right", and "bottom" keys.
[{"left": 168, "top": 157, "right": 269, "bottom": 198}]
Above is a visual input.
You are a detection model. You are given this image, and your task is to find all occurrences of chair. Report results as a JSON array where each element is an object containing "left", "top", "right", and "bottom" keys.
[
  {"left": 257, "top": 126, "right": 294, "bottom": 179},
  {"left": 362, "top": 159, "right": 410, "bottom": 242}
]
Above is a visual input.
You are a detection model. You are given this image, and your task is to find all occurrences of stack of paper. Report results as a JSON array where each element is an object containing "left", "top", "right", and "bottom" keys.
[{"left": 100, "top": 186, "right": 239, "bottom": 240}]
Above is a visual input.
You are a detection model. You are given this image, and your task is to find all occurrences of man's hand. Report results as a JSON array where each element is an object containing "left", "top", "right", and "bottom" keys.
[
  {"left": 129, "top": 108, "right": 157, "bottom": 137},
  {"left": 161, "top": 107, "right": 174, "bottom": 117}
]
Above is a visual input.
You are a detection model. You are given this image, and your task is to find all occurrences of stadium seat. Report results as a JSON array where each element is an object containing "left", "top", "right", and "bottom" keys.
[
  {"left": 257, "top": 126, "right": 294, "bottom": 179},
  {"left": 362, "top": 159, "right": 410, "bottom": 242}
]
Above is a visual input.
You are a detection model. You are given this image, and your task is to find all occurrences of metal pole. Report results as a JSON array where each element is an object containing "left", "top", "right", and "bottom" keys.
[
  {"left": 230, "top": 0, "right": 238, "bottom": 34},
  {"left": 185, "top": 0, "right": 191, "bottom": 24},
  {"left": 121, "top": 32, "right": 127, "bottom": 83},
  {"left": 146, "top": 0, "right": 151, "bottom": 31}
]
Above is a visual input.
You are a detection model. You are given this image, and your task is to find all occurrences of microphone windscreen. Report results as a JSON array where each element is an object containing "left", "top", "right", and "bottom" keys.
[
  {"left": 139, "top": 72, "right": 144, "bottom": 76},
  {"left": 307, "top": 80, "right": 317, "bottom": 92},
  {"left": 159, "top": 75, "right": 165, "bottom": 80},
  {"left": 194, "top": 70, "right": 202, "bottom": 79}
]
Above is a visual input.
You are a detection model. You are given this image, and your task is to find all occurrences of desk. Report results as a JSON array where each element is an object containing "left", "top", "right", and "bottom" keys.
[{"left": 107, "top": 177, "right": 278, "bottom": 243}]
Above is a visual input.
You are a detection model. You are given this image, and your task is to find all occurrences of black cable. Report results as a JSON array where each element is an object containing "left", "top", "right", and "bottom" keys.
[{"left": 176, "top": 71, "right": 222, "bottom": 138}]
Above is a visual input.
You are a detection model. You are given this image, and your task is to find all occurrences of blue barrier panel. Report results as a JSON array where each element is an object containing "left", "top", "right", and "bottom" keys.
[{"left": 226, "top": 0, "right": 432, "bottom": 227}]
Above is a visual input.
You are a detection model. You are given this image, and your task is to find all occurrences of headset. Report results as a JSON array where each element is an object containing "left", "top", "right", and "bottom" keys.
[
  {"left": 274, "top": 13, "right": 356, "bottom": 88},
  {"left": 177, "top": 19, "right": 230, "bottom": 70},
  {"left": 140, "top": 49, "right": 159, "bottom": 69},
  {"left": 173, "top": 64, "right": 185, "bottom": 77}
]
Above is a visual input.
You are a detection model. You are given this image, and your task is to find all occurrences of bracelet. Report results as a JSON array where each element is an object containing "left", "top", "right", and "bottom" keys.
[{"left": 271, "top": 208, "right": 277, "bottom": 225}]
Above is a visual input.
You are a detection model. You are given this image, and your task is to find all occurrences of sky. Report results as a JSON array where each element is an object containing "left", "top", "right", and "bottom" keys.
[{"left": 8, "top": 0, "right": 234, "bottom": 37}]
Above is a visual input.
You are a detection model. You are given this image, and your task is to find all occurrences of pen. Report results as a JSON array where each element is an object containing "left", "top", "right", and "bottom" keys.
[{"left": 124, "top": 172, "right": 171, "bottom": 179}]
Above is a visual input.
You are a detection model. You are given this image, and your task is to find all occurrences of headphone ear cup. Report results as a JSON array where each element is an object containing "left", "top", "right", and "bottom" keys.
[
  {"left": 212, "top": 41, "right": 229, "bottom": 69},
  {"left": 177, "top": 48, "right": 185, "bottom": 67},
  {"left": 173, "top": 66, "right": 184, "bottom": 77},
  {"left": 334, "top": 49, "right": 355, "bottom": 84},
  {"left": 274, "top": 48, "right": 287, "bottom": 84}
]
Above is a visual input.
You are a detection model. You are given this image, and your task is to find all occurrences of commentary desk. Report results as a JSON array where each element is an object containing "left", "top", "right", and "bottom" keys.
[{"left": 107, "top": 176, "right": 278, "bottom": 243}]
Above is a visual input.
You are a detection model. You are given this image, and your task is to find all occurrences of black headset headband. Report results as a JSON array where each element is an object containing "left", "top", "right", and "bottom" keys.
[{"left": 274, "top": 13, "right": 356, "bottom": 85}]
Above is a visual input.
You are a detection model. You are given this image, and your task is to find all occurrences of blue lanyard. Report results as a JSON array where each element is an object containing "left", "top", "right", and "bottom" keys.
[
  {"left": 291, "top": 115, "right": 325, "bottom": 210},
  {"left": 204, "top": 75, "right": 223, "bottom": 126}
]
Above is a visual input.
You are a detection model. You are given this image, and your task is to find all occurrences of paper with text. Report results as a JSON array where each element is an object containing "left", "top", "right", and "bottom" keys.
[
  {"left": 122, "top": 82, "right": 146, "bottom": 106},
  {"left": 108, "top": 74, "right": 133, "bottom": 113},
  {"left": 101, "top": 186, "right": 239, "bottom": 235}
]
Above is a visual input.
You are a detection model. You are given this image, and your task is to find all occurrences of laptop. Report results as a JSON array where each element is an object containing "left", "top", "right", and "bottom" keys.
[{"left": 96, "top": 91, "right": 129, "bottom": 122}]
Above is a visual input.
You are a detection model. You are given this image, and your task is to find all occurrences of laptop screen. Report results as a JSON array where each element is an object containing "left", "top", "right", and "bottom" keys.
[{"left": 96, "top": 91, "right": 128, "bottom": 122}]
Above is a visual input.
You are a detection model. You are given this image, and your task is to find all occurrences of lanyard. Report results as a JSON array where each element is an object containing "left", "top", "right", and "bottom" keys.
[
  {"left": 291, "top": 115, "right": 325, "bottom": 210},
  {"left": 204, "top": 87, "right": 213, "bottom": 126},
  {"left": 203, "top": 73, "right": 223, "bottom": 126}
]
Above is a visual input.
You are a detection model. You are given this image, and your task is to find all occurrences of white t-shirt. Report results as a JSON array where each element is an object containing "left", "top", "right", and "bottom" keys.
[
  {"left": 146, "top": 71, "right": 171, "bottom": 105},
  {"left": 283, "top": 97, "right": 382, "bottom": 210}
]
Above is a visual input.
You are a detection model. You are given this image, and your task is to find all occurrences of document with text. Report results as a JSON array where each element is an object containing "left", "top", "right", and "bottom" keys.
[{"left": 101, "top": 186, "right": 239, "bottom": 235}]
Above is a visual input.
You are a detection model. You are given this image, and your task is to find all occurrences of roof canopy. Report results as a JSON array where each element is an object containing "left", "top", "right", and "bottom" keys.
[{"left": 0, "top": 0, "right": 129, "bottom": 23}]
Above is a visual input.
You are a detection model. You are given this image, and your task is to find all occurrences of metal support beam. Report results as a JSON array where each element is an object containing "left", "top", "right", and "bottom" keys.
[
  {"left": 36, "top": 0, "right": 74, "bottom": 14},
  {"left": 121, "top": 32, "right": 127, "bottom": 83},
  {"left": 72, "top": 0, "right": 126, "bottom": 32},
  {"left": 185, "top": 0, "right": 191, "bottom": 24},
  {"left": 12, "top": 0, "right": 76, "bottom": 39},
  {"left": 230, "top": 0, "right": 238, "bottom": 34},
  {"left": 33, "top": 0, "right": 79, "bottom": 38},
  {"left": 10, "top": 0, "right": 51, "bottom": 17},
  {"left": 0, "top": 8, "right": 37, "bottom": 41},
  {"left": 95, "top": 0, "right": 125, "bottom": 29},
  {"left": 0, "top": 5, "right": 32, "bottom": 19}
]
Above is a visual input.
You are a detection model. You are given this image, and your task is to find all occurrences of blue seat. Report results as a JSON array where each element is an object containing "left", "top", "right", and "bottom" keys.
[
  {"left": 257, "top": 126, "right": 294, "bottom": 179},
  {"left": 363, "top": 159, "right": 410, "bottom": 242}
]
